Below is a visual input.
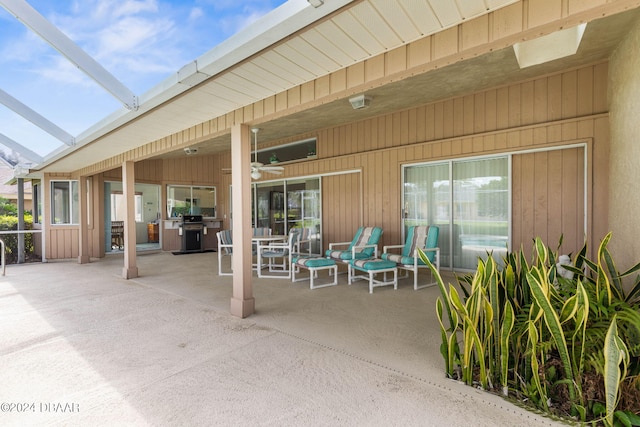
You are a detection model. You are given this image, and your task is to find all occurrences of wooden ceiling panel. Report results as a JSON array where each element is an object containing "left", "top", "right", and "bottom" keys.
[
  {"left": 455, "top": 0, "right": 489, "bottom": 17},
  {"left": 199, "top": 81, "right": 255, "bottom": 107},
  {"left": 259, "top": 50, "right": 317, "bottom": 82},
  {"left": 302, "top": 26, "right": 367, "bottom": 67},
  {"left": 399, "top": 0, "right": 443, "bottom": 35},
  {"left": 217, "top": 73, "right": 276, "bottom": 100},
  {"left": 428, "top": 0, "right": 462, "bottom": 27},
  {"left": 283, "top": 37, "right": 340, "bottom": 73},
  {"left": 330, "top": 10, "right": 384, "bottom": 56},
  {"left": 232, "top": 62, "right": 292, "bottom": 93},
  {"left": 346, "top": 2, "right": 403, "bottom": 47},
  {"left": 370, "top": 0, "right": 421, "bottom": 43},
  {"left": 273, "top": 44, "right": 326, "bottom": 78}
]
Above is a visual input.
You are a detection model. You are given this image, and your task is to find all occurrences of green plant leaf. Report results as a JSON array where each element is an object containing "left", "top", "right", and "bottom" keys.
[
  {"left": 449, "top": 284, "right": 466, "bottom": 316},
  {"left": 448, "top": 309, "right": 460, "bottom": 379},
  {"left": 500, "top": 300, "right": 515, "bottom": 395},
  {"left": 535, "top": 237, "right": 548, "bottom": 265},
  {"left": 527, "top": 268, "right": 576, "bottom": 402},
  {"left": 604, "top": 246, "right": 625, "bottom": 301},
  {"left": 597, "top": 232, "right": 614, "bottom": 306},
  {"left": 464, "top": 315, "right": 488, "bottom": 389},
  {"left": 614, "top": 411, "right": 632, "bottom": 427},
  {"left": 603, "top": 316, "right": 629, "bottom": 427},
  {"left": 572, "top": 242, "right": 587, "bottom": 278},
  {"left": 574, "top": 280, "right": 589, "bottom": 377},
  {"left": 527, "top": 320, "right": 548, "bottom": 410},
  {"left": 436, "top": 298, "right": 452, "bottom": 376},
  {"left": 624, "top": 276, "right": 640, "bottom": 305},
  {"left": 620, "top": 411, "right": 640, "bottom": 426},
  {"left": 560, "top": 294, "right": 578, "bottom": 324},
  {"left": 505, "top": 263, "right": 515, "bottom": 301},
  {"left": 421, "top": 248, "right": 458, "bottom": 331}
]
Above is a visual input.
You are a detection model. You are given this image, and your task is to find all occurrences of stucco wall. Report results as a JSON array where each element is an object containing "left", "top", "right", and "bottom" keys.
[{"left": 609, "top": 16, "right": 640, "bottom": 271}]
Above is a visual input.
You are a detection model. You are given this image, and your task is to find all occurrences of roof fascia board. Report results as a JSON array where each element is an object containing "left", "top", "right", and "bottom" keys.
[{"left": 194, "top": 0, "right": 354, "bottom": 78}]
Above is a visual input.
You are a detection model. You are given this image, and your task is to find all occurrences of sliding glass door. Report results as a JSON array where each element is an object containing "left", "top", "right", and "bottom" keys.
[
  {"left": 253, "top": 177, "right": 322, "bottom": 254},
  {"left": 403, "top": 156, "right": 509, "bottom": 270}
]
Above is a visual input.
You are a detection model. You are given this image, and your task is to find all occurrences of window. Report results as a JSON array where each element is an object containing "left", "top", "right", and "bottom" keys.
[
  {"left": 33, "top": 182, "right": 42, "bottom": 224},
  {"left": 51, "top": 180, "right": 79, "bottom": 225},
  {"left": 403, "top": 156, "right": 509, "bottom": 270},
  {"left": 252, "top": 178, "right": 322, "bottom": 254},
  {"left": 167, "top": 185, "right": 216, "bottom": 217},
  {"left": 255, "top": 138, "right": 316, "bottom": 164},
  {"left": 110, "top": 192, "right": 143, "bottom": 222}
]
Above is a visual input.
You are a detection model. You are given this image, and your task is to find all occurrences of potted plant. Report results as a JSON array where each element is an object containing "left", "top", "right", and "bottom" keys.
[
  {"left": 269, "top": 152, "right": 279, "bottom": 163},
  {"left": 307, "top": 147, "right": 316, "bottom": 158}
]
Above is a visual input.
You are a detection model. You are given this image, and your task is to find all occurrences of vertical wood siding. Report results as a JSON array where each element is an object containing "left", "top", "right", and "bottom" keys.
[
  {"left": 512, "top": 146, "right": 586, "bottom": 259},
  {"left": 48, "top": 63, "right": 609, "bottom": 260},
  {"left": 322, "top": 172, "right": 362, "bottom": 249}
]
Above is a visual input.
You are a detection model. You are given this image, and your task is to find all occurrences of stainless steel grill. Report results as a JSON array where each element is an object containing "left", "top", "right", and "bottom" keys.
[{"left": 180, "top": 215, "right": 204, "bottom": 253}]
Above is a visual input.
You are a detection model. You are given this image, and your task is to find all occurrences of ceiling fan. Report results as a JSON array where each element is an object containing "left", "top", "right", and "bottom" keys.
[{"left": 250, "top": 127, "right": 283, "bottom": 180}]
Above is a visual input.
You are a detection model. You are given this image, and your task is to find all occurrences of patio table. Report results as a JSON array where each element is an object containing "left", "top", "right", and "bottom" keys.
[{"left": 253, "top": 235, "right": 287, "bottom": 271}]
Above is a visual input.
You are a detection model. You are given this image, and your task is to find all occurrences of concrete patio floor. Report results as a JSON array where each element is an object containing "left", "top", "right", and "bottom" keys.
[{"left": 0, "top": 252, "right": 564, "bottom": 426}]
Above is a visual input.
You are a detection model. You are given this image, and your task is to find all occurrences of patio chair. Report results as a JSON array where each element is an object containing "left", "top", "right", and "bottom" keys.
[
  {"left": 325, "top": 226, "right": 383, "bottom": 265},
  {"left": 381, "top": 225, "right": 440, "bottom": 290},
  {"left": 290, "top": 226, "right": 313, "bottom": 255},
  {"left": 257, "top": 229, "right": 300, "bottom": 279},
  {"left": 252, "top": 227, "right": 272, "bottom": 237},
  {"left": 217, "top": 229, "right": 233, "bottom": 276},
  {"left": 252, "top": 227, "right": 272, "bottom": 268}
]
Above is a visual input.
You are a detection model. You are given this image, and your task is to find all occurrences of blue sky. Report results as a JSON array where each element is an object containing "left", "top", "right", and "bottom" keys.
[{"left": 0, "top": 0, "right": 287, "bottom": 159}]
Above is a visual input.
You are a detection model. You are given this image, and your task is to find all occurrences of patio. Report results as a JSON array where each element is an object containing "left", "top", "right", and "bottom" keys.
[{"left": 0, "top": 253, "right": 562, "bottom": 426}]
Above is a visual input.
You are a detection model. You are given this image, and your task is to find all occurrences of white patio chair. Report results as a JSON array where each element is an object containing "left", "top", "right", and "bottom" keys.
[
  {"left": 257, "top": 229, "right": 300, "bottom": 279},
  {"left": 381, "top": 225, "right": 440, "bottom": 290}
]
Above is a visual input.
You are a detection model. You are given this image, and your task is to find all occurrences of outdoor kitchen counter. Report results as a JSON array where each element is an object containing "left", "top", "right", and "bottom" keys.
[{"left": 162, "top": 218, "right": 222, "bottom": 252}]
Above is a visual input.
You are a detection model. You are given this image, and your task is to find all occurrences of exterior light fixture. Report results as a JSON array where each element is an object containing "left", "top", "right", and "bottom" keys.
[
  {"left": 349, "top": 94, "right": 371, "bottom": 110},
  {"left": 184, "top": 147, "right": 198, "bottom": 155},
  {"left": 513, "top": 23, "right": 587, "bottom": 68},
  {"left": 307, "top": 0, "right": 324, "bottom": 7}
]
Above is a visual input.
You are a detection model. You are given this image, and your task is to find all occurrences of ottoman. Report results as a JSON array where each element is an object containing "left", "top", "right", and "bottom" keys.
[
  {"left": 348, "top": 258, "right": 398, "bottom": 293},
  {"left": 291, "top": 256, "right": 338, "bottom": 289}
]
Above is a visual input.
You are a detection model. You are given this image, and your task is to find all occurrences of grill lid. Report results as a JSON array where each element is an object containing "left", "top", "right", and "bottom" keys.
[{"left": 182, "top": 214, "right": 203, "bottom": 223}]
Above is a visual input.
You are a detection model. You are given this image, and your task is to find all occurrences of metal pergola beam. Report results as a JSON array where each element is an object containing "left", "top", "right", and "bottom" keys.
[
  {"left": 0, "top": 88, "right": 75, "bottom": 146},
  {"left": 0, "top": 0, "right": 139, "bottom": 111},
  {"left": 0, "top": 133, "right": 44, "bottom": 164}
]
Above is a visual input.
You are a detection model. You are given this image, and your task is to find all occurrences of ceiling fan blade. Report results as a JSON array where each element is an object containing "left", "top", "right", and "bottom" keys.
[
  {"left": 263, "top": 169, "right": 283, "bottom": 175},
  {"left": 261, "top": 165, "right": 284, "bottom": 171}
]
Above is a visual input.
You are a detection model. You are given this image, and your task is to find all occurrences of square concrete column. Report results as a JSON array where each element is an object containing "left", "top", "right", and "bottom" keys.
[{"left": 230, "top": 123, "right": 255, "bottom": 318}]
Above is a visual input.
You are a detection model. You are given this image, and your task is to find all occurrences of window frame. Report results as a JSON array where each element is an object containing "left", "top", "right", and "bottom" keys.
[
  {"left": 50, "top": 180, "right": 79, "bottom": 225},
  {"left": 166, "top": 184, "right": 216, "bottom": 218},
  {"left": 402, "top": 154, "right": 510, "bottom": 271}
]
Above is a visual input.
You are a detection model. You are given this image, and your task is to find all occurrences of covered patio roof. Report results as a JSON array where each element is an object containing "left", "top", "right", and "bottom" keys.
[
  {"left": 33, "top": 0, "right": 640, "bottom": 174},
  {"left": 4, "top": 0, "right": 538, "bottom": 174}
]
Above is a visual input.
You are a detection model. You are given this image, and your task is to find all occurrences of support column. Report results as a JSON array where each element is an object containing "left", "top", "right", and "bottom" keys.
[
  {"left": 17, "top": 178, "right": 24, "bottom": 264},
  {"left": 230, "top": 123, "right": 255, "bottom": 318},
  {"left": 122, "top": 161, "right": 138, "bottom": 279},
  {"left": 77, "top": 176, "right": 90, "bottom": 264}
]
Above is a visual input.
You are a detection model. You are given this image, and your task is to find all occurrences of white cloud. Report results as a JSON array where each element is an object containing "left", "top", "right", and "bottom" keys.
[
  {"left": 188, "top": 7, "right": 204, "bottom": 22},
  {"left": 36, "top": 56, "right": 95, "bottom": 88},
  {"left": 95, "top": 16, "right": 175, "bottom": 57},
  {"left": 111, "top": 0, "right": 159, "bottom": 19},
  {"left": 0, "top": 0, "right": 287, "bottom": 156}
]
